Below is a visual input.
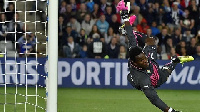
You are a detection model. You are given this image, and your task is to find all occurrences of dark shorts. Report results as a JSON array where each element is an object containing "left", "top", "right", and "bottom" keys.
[{"left": 157, "top": 69, "right": 170, "bottom": 87}]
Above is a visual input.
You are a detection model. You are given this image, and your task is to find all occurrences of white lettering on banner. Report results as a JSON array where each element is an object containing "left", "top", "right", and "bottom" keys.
[
  {"left": 0, "top": 60, "right": 4, "bottom": 83},
  {"left": 1, "top": 59, "right": 200, "bottom": 87},
  {"left": 187, "top": 66, "right": 196, "bottom": 85},
  {"left": 71, "top": 61, "right": 85, "bottom": 85},
  {"left": 166, "top": 67, "right": 189, "bottom": 84},
  {"left": 198, "top": 71, "right": 200, "bottom": 84},
  {"left": 6, "top": 60, "right": 18, "bottom": 84},
  {"left": 87, "top": 62, "right": 100, "bottom": 85},
  {"left": 101, "top": 62, "right": 114, "bottom": 85},
  {"left": 115, "top": 63, "right": 121, "bottom": 85},
  {"left": 187, "top": 66, "right": 200, "bottom": 85},
  {"left": 122, "top": 63, "right": 129, "bottom": 85},
  {"left": 27, "top": 60, "right": 39, "bottom": 85},
  {"left": 57, "top": 61, "right": 70, "bottom": 85},
  {"left": 20, "top": 61, "right": 25, "bottom": 84}
]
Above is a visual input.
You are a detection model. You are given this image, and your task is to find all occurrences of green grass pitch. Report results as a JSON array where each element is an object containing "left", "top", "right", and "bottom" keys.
[{"left": 0, "top": 87, "right": 199, "bottom": 112}]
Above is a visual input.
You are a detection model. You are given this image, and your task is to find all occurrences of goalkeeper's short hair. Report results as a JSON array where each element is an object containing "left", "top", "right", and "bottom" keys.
[{"left": 129, "top": 46, "right": 143, "bottom": 62}]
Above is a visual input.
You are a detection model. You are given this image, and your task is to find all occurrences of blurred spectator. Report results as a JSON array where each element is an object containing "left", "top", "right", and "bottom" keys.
[
  {"left": 100, "top": 0, "right": 108, "bottom": 14},
  {"left": 91, "top": 4, "right": 102, "bottom": 21},
  {"left": 165, "top": 2, "right": 185, "bottom": 31},
  {"left": 9, "top": 23, "right": 23, "bottom": 42},
  {"left": 76, "top": 3, "right": 88, "bottom": 23},
  {"left": 187, "top": 37, "right": 197, "bottom": 56},
  {"left": 105, "top": 5, "right": 113, "bottom": 23},
  {"left": 110, "top": 14, "right": 121, "bottom": 34},
  {"left": 167, "top": 47, "right": 180, "bottom": 60},
  {"left": 155, "top": 7, "right": 168, "bottom": 29},
  {"left": 193, "top": 45, "right": 200, "bottom": 60},
  {"left": 80, "top": 44, "right": 88, "bottom": 58},
  {"left": 182, "top": 29, "right": 194, "bottom": 44},
  {"left": 145, "top": 6, "right": 155, "bottom": 26},
  {"left": 175, "top": 40, "right": 187, "bottom": 55},
  {"left": 68, "top": 16, "right": 81, "bottom": 33},
  {"left": 106, "top": 37, "right": 119, "bottom": 58},
  {"left": 0, "top": 0, "right": 4, "bottom": 12},
  {"left": 10, "top": 13, "right": 24, "bottom": 29},
  {"left": 156, "top": 27, "right": 171, "bottom": 46},
  {"left": 153, "top": 2, "right": 160, "bottom": 14},
  {"left": 137, "top": 0, "right": 149, "bottom": 19},
  {"left": 196, "top": 29, "right": 200, "bottom": 44},
  {"left": 63, "top": 36, "right": 81, "bottom": 58},
  {"left": 58, "top": 15, "right": 66, "bottom": 48},
  {"left": 165, "top": 38, "right": 174, "bottom": 54},
  {"left": 59, "top": 1, "right": 67, "bottom": 15},
  {"left": 157, "top": 46, "right": 168, "bottom": 60},
  {"left": 180, "top": 0, "right": 191, "bottom": 9},
  {"left": 136, "top": 18, "right": 150, "bottom": 34},
  {"left": 162, "top": 0, "right": 171, "bottom": 12},
  {"left": 0, "top": 13, "right": 8, "bottom": 41},
  {"left": 89, "top": 25, "right": 104, "bottom": 41},
  {"left": 146, "top": 28, "right": 153, "bottom": 37},
  {"left": 104, "top": 27, "right": 116, "bottom": 44},
  {"left": 188, "top": 0, "right": 199, "bottom": 31},
  {"left": 180, "top": 47, "right": 187, "bottom": 56},
  {"left": 5, "top": 3, "right": 15, "bottom": 21},
  {"left": 81, "top": 14, "right": 95, "bottom": 35},
  {"left": 86, "top": 0, "right": 95, "bottom": 12},
  {"left": 113, "top": 0, "right": 121, "bottom": 13},
  {"left": 180, "top": 8, "right": 195, "bottom": 34},
  {"left": 65, "top": 4, "right": 76, "bottom": 23},
  {"left": 116, "top": 34, "right": 128, "bottom": 47},
  {"left": 131, "top": 6, "right": 143, "bottom": 26},
  {"left": 150, "top": 21, "right": 160, "bottom": 36},
  {"left": 7, "top": 13, "right": 24, "bottom": 41},
  {"left": 96, "top": 14, "right": 109, "bottom": 34},
  {"left": 88, "top": 33, "right": 106, "bottom": 58},
  {"left": 62, "top": 25, "right": 78, "bottom": 45},
  {"left": 69, "top": 0, "right": 79, "bottom": 12},
  {"left": 17, "top": 33, "right": 36, "bottom": 57},
  {"left": 77, "top": 29, "right": 88, "bottom": 46},
  {"left": 171, "top": 28, "right": 182, "bottom": 45},
  {"left": 118, "top": 45, "right": 127, "bottom": 59}
]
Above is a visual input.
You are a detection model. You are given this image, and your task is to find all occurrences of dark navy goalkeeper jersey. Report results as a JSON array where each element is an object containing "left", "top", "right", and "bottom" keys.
[{"left": 125, "top": 25, "right": 171, "bottom": 111}]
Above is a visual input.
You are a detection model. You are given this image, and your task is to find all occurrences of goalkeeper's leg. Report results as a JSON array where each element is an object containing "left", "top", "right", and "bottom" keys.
[{"left": 158, "top": 56, "right": 180, "bottom": 85}]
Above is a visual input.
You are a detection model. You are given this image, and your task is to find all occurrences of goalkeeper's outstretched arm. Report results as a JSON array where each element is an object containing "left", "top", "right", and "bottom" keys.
[
  {"left": 124, "top": 21, "right": 137, "bottom": 48},
  {"left": 141, "top": 82, "right": 179, "bottom": 112}
]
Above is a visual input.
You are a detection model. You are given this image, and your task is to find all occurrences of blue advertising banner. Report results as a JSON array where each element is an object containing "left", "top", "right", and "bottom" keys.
[{"left": 0, "top": 58, "right": 199, "bottom": 90}]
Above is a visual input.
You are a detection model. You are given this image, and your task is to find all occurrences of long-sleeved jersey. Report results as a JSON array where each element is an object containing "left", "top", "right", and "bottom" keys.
[{"left": 126, "top": 25, "right": 171, "bottom": 111}]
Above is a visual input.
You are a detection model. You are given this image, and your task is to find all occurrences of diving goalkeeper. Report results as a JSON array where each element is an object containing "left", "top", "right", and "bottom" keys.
[{"left": 117, "top": 1, "right": 193, "bottom": 112}]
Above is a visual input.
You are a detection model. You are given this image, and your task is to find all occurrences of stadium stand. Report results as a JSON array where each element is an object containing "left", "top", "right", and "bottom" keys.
[{"left": 1, "top": 0, "right": 200, "bottom": 60}]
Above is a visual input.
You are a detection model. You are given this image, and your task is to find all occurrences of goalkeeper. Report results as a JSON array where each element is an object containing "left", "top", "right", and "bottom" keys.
[{"left": 117, "top": 1, "right": 192, "bottom": 111}]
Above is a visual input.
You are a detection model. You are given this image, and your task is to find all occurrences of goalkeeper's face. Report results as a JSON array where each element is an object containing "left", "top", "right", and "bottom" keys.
[{"left": 134, "top": 53, "right": 149, "bottom": 69}]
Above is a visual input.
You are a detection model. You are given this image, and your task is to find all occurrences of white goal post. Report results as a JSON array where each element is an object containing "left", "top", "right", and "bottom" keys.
[{"left": 47, "top": 0, "right": 58, "bottom": 112}]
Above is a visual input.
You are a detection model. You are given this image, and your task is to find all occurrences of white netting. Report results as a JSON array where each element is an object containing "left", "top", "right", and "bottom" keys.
[{"left": 0, "top": 0, "right": 47, "bottom": 111}]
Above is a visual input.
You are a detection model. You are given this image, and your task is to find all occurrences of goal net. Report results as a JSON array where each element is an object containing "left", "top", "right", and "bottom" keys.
[{"left": 0, "top": 0, "right": 48, "bottom": 111}]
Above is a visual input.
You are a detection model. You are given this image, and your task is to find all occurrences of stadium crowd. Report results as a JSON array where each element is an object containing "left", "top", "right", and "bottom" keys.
[
  {"left": 58, "top": 0, "right": 200, "bottom": 60},
  {"left": 0, "top": 0, "right": 200, "bottom": 60},
  {"left": 0, "top": 1, "right": 37, "bottom": 57}
]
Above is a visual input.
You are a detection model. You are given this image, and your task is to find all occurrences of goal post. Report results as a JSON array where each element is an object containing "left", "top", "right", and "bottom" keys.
[
  {"left": 47, "top": 0, "right": 58, "bottom": 112},
  {"left": 0, "top": 0, "right": 58, "bottom": 111}
]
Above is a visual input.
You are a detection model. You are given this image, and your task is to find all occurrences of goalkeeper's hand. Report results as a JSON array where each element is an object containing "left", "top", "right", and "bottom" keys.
[{"left": 171, "top": 55, "right": 180, "bottom": 63}]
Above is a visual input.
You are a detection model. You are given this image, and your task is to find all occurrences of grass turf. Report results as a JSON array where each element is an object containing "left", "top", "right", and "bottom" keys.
[{"left": 0, "top": 87, "right": 199, "bottom": 112}]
